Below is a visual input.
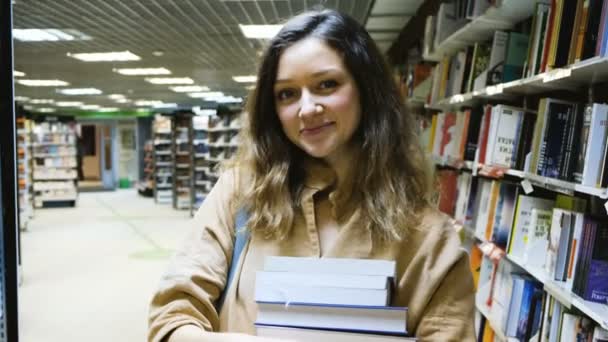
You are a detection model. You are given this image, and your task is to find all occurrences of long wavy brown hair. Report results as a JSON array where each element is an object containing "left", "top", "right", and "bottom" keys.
[{"left": 227, "top": 10, "right": 434, "bottom": 241}]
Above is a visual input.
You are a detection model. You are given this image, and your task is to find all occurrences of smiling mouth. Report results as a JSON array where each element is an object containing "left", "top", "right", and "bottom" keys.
[{"left": 300, "top": 122, "right": 335, "bottom": 135}]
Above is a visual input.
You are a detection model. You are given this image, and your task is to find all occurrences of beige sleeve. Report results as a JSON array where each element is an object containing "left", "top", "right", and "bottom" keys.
[
  {"left": 147, "top": 170, "right": 240, "bottom": 342},
  {"left": 415, "top": 252, "right": 477, "bottom": 341}
]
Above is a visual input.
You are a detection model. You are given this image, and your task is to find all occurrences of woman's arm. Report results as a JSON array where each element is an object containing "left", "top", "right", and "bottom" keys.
[{"left": 148, "top": 171, "right": 241, "bottom": 342}]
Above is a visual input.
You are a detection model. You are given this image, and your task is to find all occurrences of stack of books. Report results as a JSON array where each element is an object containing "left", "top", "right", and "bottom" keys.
[{"left": 254, "top": 256, "right": 414, "bottom": 341}]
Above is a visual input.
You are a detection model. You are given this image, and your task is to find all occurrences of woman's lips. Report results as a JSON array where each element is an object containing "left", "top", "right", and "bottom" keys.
[{"left": 300, "top": 122, "right": 335, "bottom": 136}]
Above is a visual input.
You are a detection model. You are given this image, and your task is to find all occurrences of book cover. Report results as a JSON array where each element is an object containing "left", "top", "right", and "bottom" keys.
[
  {"left": 486, "top": 31, "right": 509, "bottom": 86},
  {"left": 514, "top": 111, "right": 537, "bottom": 171},
  {"left": 560, "top": 103, "right": 584, "bottom": 181},
  {"left": 533, "top": 4, "right": 552, "bottom": 75},
  {"left": 469, "top": 43, "right": 492, "bottom": 92},
  {"left": 255, "top": 302, "right": 407, "bottom": 334},
  {"left": 507, "top": 195, "right": 554, "bottom": 258},
  {"left": 540, "top": 0, "right": 558, "bottom": 72},
  {"left": 489, "top": 105, "right": 525, "bottom": 168},
  {"left": 263, "top": 257, "right": 396, "bottom": 278},
  {"left": 581, "top": 103, "right": 608, "bottom": 187},
  {"left": 255, "top": 324, "right": 415, "bottom": 342},
  {"left": 503, "top": 32, "right": 530, "bottom": 82},
  {"left": 554, "top": 211, "right": 573, "bottom": 281},
  {"left": 461, "top": 46, "right": 475, "bottom": 94},
  {"left": 465, "top": 177, "right": 480, "bottom": 228},
  {"left": 529, "top": 98, "right": 548, "bottom": 174},
  {"left": 437, "top": 169, "right": 458, "bottom": 216},
  {"left": 537, "top": 99, "right": 577, "bottom": 178},
  {"left": 575, "top": 0, "right": 591, "bottom": 62},
  {"left": 545, "top": 209, "right": 567, "bottom": 277},
  {"left": 583, "top": 223, "right": 608, "bottom": 303},
  {"left": 470, "top": 244, "right": 483, "bottom": 290},
  {"left": 439, "top": 112, "right": 457, "bottom": 157},
  {"left": 573, "top": 217, "right": 593, "bottom": 295},
  {"left": 454, "top": 172, "right": 472, "bottom": 223},
  {"left": 554, "top": 0, "right": 580, "bottom": 67},
  {"left": 465, "top": 106, "right": 484, "bottom": 161},
  {"left": 478, "top": 105, "right": 493, "bottom": 165},
  {"left": 569, "top": 0, "right": 587, "bottom": 64},
  {"left": 525, "top": 209, "right": 553, "bottom": 269},
  {"left": 582, "top": 0, "right": 606, "bottom": 59},
  {"left": 491, "top": 182, "right": 518, "bottom": 250},
  {"left": 546, "top": 0, "right": 565, "bottom": 70}
]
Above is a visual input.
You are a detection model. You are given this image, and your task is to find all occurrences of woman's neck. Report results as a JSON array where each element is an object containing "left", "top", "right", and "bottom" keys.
[{"left": 324, "top": 144, "right": 358, "bottom": 190}]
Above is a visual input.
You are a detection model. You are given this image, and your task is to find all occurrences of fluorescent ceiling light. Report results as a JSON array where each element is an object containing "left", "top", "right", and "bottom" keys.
[
  {"left": 239, "top": 24, "right": 282, "bottom": 39},
  {"left": 68, "top": 51, "right": 140, "bottom": 62},
  {"left": 108, "top": 94, "right": 125, "bottom": 99},
  {"left": 232, "top": 75, "right": 257, "bottom": 83},
  {"left": 245, "top": 85, "right": 255, "bottom": 90},
  {"left": 14, "top": 70, "right": 25, "bottom": 77},
  {"left": 170, "top": 85, "right": 209, "bottom": 92},
  {"left": 58, "top": 88, "right": 102, "bottom": 95},
  {"left": 23, "top": 105, "right": 34, "bottom": 110},
  {"left": 114, "top": 68, "right": 171, "bottom": 76},
  {"left": 14, "top": 96, "right": 29, "bottom": 101},
  {"left": 37, "top": 108, "right": 56, "bottom": 113},
  {"left": 98, "top": 107, "right": 119, "bottom": 112},
  {"left": 56, "top": 101, "right": 83, "bottom": 107},
  {"left": 13, "top": 28, "right": 91, "bottom": 42},
  {"left": 29, "top": 99, "right": 54, "bottom": 104},
  {"left": 17, "top": 79, "right": 69, "bottom": 87},
  {"left": 135, "top": 100, "right": 164, "bottom": 106},
  {"left": 188, "top": 91, "right": 224, "bottom": 98},
  {"left": 215, "top": 96, "right": 243, "bottom": 103},
  {"left": 81, "top": 104, "right": 100, "bottom": 110},
  {"left": 145, "top": 77, "right": 193, "bottom": 85},
  {"left": 153, "top": 103, "right": 178, "bottom": 108},
  {"left": 115, "top": 99, "right": 131, "bottom": 103}
]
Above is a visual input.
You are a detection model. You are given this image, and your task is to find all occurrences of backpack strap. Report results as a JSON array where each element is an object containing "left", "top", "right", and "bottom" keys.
[{"left": 215, "top": 209, "right": 250, "bottom": 311}]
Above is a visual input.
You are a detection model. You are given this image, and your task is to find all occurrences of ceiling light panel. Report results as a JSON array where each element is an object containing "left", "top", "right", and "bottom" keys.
[
  {"left": 145, "top": 77, "right": 193, "bottom": 85},
  {"left": 239, "top": 24, "right": 283, "bottom": 39},
  {"left": 113, "top": 68, "right": 171, "bottom": 76},
  {"left": 188, "top": 92, "right": 224, "bottom": 98},
  {"left": 135, "top": 100, "right": 164, "bottom": 106},
  {"left": 13, "top": 28, "right": 91, "bottom": 41},
  {"left": 29, "top": 99, "right": 55, "bottom": 104},
  {"left": 55, "top": 101, "right": 83, "bottom": 107},
  {"left": 68, "top": 51, "right": 140, "bottom": 62},
  {"left": 232, "top": 75, "right": 257, "bottom": 83},
  {"left": 57, "top": 88, "right": 102, "bottom": 95},
  {"left": 17, "top": 79, "right": 69, "bottom": 87},
  {"left": 169, "top": 85, "right": 209, "bottom": 92},
  {"left": 14, "top": 70, "right": 25, "bottom": 77},
  {"left": 80, "top": 105, "right": 101, "bottom": 110}
]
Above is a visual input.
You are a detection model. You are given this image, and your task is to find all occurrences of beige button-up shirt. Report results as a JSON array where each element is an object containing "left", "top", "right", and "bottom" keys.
[{"left": 149, "top": 162, "right": 476, "bottom": 341}]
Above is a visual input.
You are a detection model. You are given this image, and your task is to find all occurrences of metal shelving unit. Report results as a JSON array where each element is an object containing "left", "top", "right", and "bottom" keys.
[{"left": 152, "top": 115, "right": 173, "bottom": 205}]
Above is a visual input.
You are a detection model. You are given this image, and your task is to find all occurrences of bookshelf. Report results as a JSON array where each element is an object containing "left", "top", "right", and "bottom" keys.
[
  {"left": 172, "top": 112, "right": 194, "bottom": 214},
  {"left": 424, "top": 1, "right": 538, "bottom": 62},
  {"left": 30, "top": 121, "right": 78, "bottom": 208},
  {"left": 192, "top": 115, "right": 211, "bottom": 209},
  {"left": 414, "top": 0, "right": 608, "bottom": 339},
  {"left": 153, "top": 115, "right": 173, "bottom": 205},
  {"left": 16, "top": 117, "right": 33, "bottom": 229}
]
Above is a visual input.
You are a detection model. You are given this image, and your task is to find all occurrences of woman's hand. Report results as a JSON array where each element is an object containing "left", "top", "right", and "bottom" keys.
[{"left": 168, "top": 325, "right": 295, "bottom": 342}]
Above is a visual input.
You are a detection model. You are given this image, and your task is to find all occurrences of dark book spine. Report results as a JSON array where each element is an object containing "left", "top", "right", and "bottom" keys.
[
  {"left": 564, "top": 104, "right": 584, "bottom": 181},
  {"left": 554, "top": 0, "right": 580, "bottom": 67},
  {"left": 539, "top": 102, "right": 573, "bottom": 178},
  {"left": 573, "top": 217, "right": 590, "bottom": 295},
  {"left": 573, "top": 105, "right": 593, "bottom": 183},
  {"left": 582, "top": 0, "right": 606, "bottom": 59},
  {"left": 599, "top": 138, "right": 608, "bottom": 187},
  {"left": 584, "top": 223, "right": 608, "bottom": 303},
  {"left": 576, "top": 221, "right": 598, "bottom": 297},
  {"left": 461, "top": 46, "right": 474, "bottom": 94},
  {"left": 559, "top": 104, "right": 579, "bottom": 180},
  {"left": 465, "top": 106, "right": 483, "bottom": 161},
  {"left": 515, "top": 112, "right": 536, "bottom": 170}
]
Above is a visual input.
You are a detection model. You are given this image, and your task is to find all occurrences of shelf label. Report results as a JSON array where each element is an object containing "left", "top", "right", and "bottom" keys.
[
  {"left": 486, "top": 84, "right": 504, "bottom": 95},
  {"left": 521, "top": 180, "right": 534, "bottom": 194},
  {"left": 543, "top": 68, "right": 571, "bottom": 83}
]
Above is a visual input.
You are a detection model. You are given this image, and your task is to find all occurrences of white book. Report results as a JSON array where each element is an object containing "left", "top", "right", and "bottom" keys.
[
  {"left": 263, "top": 257, "right": 396, "bottom": 278},
  {"left": 507, "top": 195, "right": 554, "bottom": 259},
  {"left": 256, "top": 324, "right": 415, "bottom": 341},
  {"left": 487, "top": 31, "right": 509, "bottom": 86},
  {"left": 524, "top": 209, "right": 553, "bottom": 269},
  {"left": 255, "top": 285, "right": 389, "bottom": 307},
  {"left": 474, "top": 179, "right": 497, "bottom": 239},
  {"left": 256, "top": 302, "right": 407, "bottom": 334},
  {"left": 489, "top": 105, "right": 525, "bottom": 167},
  {"left": 484, "top": 105, "right": 500, "bottom": 164},
  {"left": 544, "top": 209, "right": 568, "bottom": 278},
  {"left": 432, "top": 112, "right": 445, "bottom": 157},
  {"left": 581, "top": 103, "right": 608, "bottom": 187},
  {"left": 454, "top": 172, "right": 473, "bottom": 224},
  {"left": 256, "top": 271, "right": 390, "bottom": 290}
]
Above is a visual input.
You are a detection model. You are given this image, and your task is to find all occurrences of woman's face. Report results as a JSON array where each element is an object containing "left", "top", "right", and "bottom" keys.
[{"left": 273, "top": 37, "right": 361, "bottom": 162}]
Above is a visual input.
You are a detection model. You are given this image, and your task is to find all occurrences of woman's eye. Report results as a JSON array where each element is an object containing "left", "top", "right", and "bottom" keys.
[
  {"left": 276, "top": 89, "right": 295, "bottom": 101},
  {"left": 319, "top": 79, "right": 338, "bottom": 90}
]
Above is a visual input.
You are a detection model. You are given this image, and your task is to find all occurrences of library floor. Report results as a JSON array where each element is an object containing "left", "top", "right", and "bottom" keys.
[{"left": 18, "top": 189, "right": 192, "bottom": 342}]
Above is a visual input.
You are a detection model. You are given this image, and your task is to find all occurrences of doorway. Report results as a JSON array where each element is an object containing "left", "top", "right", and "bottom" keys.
[{"left": 78, "top": 121, "right": 118, "bottom": 191}]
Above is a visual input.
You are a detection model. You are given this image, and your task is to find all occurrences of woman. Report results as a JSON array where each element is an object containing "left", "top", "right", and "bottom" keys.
[{"left": 149, "top": 10, "right": 475, "bottom": 342}]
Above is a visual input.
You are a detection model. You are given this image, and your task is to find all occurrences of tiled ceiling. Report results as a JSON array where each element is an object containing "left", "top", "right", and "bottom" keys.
[{"left": 13, "top": 0, "right": 423, "bottom": 113}]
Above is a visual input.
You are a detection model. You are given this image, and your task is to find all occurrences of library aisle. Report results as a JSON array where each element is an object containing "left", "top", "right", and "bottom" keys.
[{"left": 18, "top": 190, "right": 191, "bottom": 342}]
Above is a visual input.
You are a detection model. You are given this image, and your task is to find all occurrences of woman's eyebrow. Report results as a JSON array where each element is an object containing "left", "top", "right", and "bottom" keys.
[{"left": 275, "top": 68, "right": 341, "bottom": 84}]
